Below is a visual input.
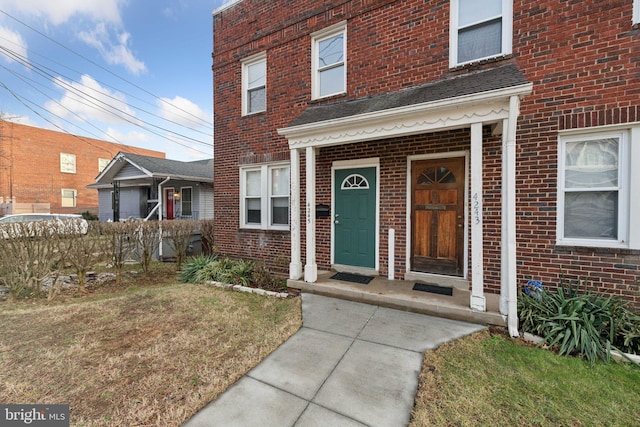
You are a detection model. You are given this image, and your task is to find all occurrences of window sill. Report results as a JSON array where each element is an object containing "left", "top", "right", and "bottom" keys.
[
  {"left": 553, "top": 244, "right": 640, "bottom": 256},
  {"left": 308, "top": 92, "right": 347, "bottom": 105},
  {"left": 241, "top": 110, "right": 266, "bottom": 118},
  {"left": 239, "top": 227, "right": 290, "bottom": 234},
  {"left": 450, "top": 54, "right": 513, "bottom": 72}
]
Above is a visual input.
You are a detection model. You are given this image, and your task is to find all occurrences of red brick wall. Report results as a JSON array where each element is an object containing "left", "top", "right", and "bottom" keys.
[
  {"left": 213, "top": 0, "right": 640, "bottom": 306},
  {"left": 0, "top": 120, "right": 165, "bottom": 215}
]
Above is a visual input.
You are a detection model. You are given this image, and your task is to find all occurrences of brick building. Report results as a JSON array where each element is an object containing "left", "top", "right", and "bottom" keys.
[
  {"left": 212, "top": 0, "right": 640, "bottom": 331},
  {"left": 0, "top": 120, "right": 165, "bottom": 216}
]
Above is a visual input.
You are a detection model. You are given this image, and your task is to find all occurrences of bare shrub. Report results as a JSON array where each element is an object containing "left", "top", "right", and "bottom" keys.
[
  {"left": 199, "top": 219, "right": 216, "bottom": 255},
  {"left": 134, "top": 221, "right": 160, "bottom": 277},
  {"left": 162, "top": 220, "right": 198, "bottom": 271},
  {"left": 61, "top": 221, "right": 106, "bottom": 293},
  {"left": 101, "top": 221, "right": 139, "bottom": 284},
  {"left": 0, "top": 221, "right": 65, "bottom": 299}
]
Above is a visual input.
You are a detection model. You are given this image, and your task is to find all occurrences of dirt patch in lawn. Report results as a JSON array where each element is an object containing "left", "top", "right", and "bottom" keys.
[{"left": 0, "top": 283, "right": 301, "bottom": 426}]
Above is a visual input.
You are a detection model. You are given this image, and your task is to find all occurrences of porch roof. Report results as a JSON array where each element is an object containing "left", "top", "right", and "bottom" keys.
[
  {"left": 91, "top": 152, "right": 214, "bottom": 187},
  {"left": 279, "top": 64, "right": 532, "bottom": 149},
  {"left": 289, "top": 64, "right": 529, "bottom": 127}
]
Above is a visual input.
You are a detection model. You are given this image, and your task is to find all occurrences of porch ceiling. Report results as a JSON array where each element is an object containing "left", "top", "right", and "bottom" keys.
[{"left": 278, "top": 64, "right": 532, "bottom": 149}]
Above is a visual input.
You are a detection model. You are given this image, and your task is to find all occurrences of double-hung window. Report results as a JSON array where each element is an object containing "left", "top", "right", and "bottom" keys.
[
  {"left": 558, "top": 131, "right": 630, "bottom": 248},
  {"left": 312, "top": 22, "right": 346, "bottom": 99},
  {"left": 449, "top": 0, "right": 512, "bottom": 67},
  {"left": 181, "top": 187, "right": 193, "bottom": 218},
  {"left": 61, "top": 189, "right": 77, "bottom": 208},
  {"left": 240, "top": 163, "right": 290, "bottom": 230},
  {"left": 242, "top": 52, "right": 266, "bottom": 115}
]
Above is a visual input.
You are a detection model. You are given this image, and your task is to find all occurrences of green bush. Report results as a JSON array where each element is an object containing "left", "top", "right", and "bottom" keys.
[
  {"left": 179, "top": 257, "right": 287, "bottom": 292},
  {"left": 179, "top": 254, "right": 218, "bottom": 283},
  {"left": 518, "top": 280, "right": 640, "bottom": 365}
]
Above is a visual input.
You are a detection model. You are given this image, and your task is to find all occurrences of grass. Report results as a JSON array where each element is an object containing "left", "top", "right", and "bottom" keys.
[
  {"left": 0, "top": 263, "right": 301, "bottom": 427},
  {"left": 410, "top": 329, "right": 640, "bottom": 426}
]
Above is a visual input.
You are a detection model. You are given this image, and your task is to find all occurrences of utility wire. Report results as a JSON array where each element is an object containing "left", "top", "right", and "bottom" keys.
[
  {"left": 0, "top": 9, "right": 213, "bottom": 130},
  {"left": 0, "top": 81, "right": 212, "bottom": 157},
  {"left": 0, "top": 44, "right": 213, "bottom": 148}
]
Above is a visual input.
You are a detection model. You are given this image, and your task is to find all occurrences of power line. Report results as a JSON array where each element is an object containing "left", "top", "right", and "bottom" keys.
[
  {"left": 0, "top": 81, "right": 213, "bottom": 157},
  {"left": 0, "top": 9, "right": 214, "bottom": 158},
  {"left": 0, "top": 9, "right": 213, "bottom": 130},
  {"left": 0, "top": 43, "right": 213, "bottom": 148}
]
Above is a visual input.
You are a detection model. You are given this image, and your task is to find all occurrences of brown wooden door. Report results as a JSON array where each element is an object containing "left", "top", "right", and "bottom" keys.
[{"left": 411, "top": 157, "right": 465, "bottom": 276}]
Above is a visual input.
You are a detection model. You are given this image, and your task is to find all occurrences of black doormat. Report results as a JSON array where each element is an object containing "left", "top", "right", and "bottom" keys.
[
  {"left": 413, "top": 283, "right": 453, "bottom": 296},
  {"left": 330, "top": 272, "right": 373, "bottom": 284}
]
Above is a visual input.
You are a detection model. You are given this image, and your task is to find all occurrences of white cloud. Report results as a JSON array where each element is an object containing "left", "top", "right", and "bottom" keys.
[
  {"left": 104, "top": 127, "right": 150, "bottom": 145},
  {"left": 1, "top": 113, "right": 35, "bottom": 126},
  {"left": 0, "top": 0, "right": 145, "bottom": 75},
  {"left": 0, "top": 0, "right": 124, "bottom": 26},
  {"left": 78, "top": 24, "right": 146, "bottom": 75},
  {"left": 45, "top": 74, "right": 137, "bottom": 125},
  {"left": 0, "top": 25, "right": 28, "bottom": 65},
  {"left": 157, "top": 96, "right": 210, "bottom": 128}
]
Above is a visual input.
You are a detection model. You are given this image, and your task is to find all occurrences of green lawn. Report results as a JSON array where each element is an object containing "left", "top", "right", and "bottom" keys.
[{"left": 411, "top": 330, "right": 640, "bottom": 426}]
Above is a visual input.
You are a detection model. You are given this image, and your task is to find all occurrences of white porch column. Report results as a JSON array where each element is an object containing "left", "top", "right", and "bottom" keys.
[
  {"left": 470, "top": 122, "right": 486, "bottom": 311},
  {"left": 502, "top": 95, "right": 520, "bottom": 337},
  {"left": 304, "top": 146, "right": 318, "bottom": 282},
  {"left": 289, "top": 148, "right": 302, "bottom": 280}
]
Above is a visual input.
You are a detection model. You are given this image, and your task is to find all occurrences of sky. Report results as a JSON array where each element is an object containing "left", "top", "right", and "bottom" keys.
[{"left": 0, "top": 0, "right": 230, "bottom": 161}]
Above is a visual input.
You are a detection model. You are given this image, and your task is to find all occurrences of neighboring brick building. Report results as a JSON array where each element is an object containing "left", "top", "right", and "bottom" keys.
[
  {"left": 0, "top": 120, "right": 165, "bottom": 216},
  {"left": 212, "top": 0, "right": 640, "bottom": 330}
]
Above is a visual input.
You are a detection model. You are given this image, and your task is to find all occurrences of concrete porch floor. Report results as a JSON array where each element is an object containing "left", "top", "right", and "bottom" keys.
[{"left": 288, "top": 271, "right": 506, "bottom": 327}]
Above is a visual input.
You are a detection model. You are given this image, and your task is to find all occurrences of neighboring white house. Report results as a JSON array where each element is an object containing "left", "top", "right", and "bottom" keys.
[{"left": 89, "top": 152, "right": 214, "bottom": 222}]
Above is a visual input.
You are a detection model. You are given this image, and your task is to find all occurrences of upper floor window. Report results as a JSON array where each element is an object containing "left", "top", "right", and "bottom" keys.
[
  {"left": 449, "top": 0, "right": 512, "bottom": 67},
  {"left": 634, "top": 0, "right": 640, "bottom": 24},
  {"left": 558, "top": 130, "right": 631, "bottom": 248},
  {"left": 242, "top": 52, "right": 266, "bottom": 115},
  {"left": 240, "top": 163, "right": 290, "bottom": 230},
  {"left": 312, "top": 22, "right": 346, "bottom": 99},
  {"left": 98, "top": 158, "right": 110, "bottom": 172},
  {"left": 60, "top": 153, "right": 76, "bottom": 174}
]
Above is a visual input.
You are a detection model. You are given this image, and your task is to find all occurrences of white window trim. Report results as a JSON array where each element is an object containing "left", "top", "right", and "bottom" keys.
[
  {"left": 449, "top": 0, "right": 513, "bottom": 68},
  {"left": 311, "top": 21, "right": 347, "bottom": 100},
  {"left": 634, "top": 0, "right": 640, "bottom": 25},
  {"left": 239, "top": 162, "right": 290, "bottom": 230},
  {"left": 557, "top": 128, "right": 633, "bottom": 249},
  {"left": 241, "top": 51, "right": 267, "bottom": 116},
  {"left": 60, "top": 153, "right": 77, "bottom": 174},
  {"left": 61, "top": 188, "right": 77, "bottom": 208}
]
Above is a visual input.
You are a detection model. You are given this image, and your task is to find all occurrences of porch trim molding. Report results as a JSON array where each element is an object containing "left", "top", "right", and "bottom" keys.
[{"left": 278, "top": 84, "right": 532, "bottom": 149}]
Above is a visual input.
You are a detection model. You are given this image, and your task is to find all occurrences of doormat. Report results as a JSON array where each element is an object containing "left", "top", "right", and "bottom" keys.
[
  {"left": 330, "top": 272, "right": 373, "bottom": 284},
  {"left": 413, "top": 283, "right": 453, "bottom": 296}
]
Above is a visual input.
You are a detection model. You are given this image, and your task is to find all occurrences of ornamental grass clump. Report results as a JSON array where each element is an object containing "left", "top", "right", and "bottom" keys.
[
  {"left": 179, "top": 254, "right": 218, "bottom": 283},
  {"left": 179, "top": 256, "right": 287, "bottom": 292},
  {"left": 518, "top": 279, "right": 640, "bottom": 365}
]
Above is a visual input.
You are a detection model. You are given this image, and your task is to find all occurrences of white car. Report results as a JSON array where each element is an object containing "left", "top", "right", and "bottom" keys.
[{"left": 0, "top": 213, "right": 89, "bottom": 238}]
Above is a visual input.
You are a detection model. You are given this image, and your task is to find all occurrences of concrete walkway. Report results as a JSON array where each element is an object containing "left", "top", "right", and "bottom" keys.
[{"left": 183, "top": 293, "right": 485, "bottom": 427}]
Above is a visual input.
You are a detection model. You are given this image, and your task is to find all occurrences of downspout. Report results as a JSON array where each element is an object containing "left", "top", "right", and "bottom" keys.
[
  {"left": 157, "top": 176, "right": 171, "bottom": 259},
  {"left": 505, "top": 96, "right": 520, "bottom": 338}
]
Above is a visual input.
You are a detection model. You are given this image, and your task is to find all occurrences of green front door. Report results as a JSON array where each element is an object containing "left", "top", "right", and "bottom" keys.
[{"left": 334, "top": 167, "right": 376, "bottom": 268}]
